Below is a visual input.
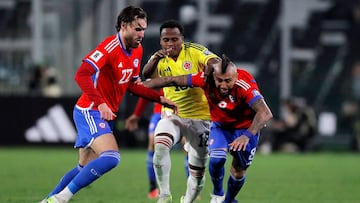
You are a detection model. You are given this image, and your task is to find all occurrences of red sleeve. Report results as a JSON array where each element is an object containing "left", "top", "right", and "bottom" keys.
[
  {"left": 189, "top": 72, "right": 205, "bottom": 87},
  {"left": 133, "top": 98, "right": 150, "bottom": 117},
  {"left": 127, "top": 82, "right": 163, "bottom": 103},
  {"left": 74, "top": 62, "right": 105, "bottom": 106}
]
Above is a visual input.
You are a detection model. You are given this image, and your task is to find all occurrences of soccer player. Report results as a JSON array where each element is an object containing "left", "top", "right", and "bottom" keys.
[
  {"left": 125, "top": 94, "right": 190, "bottom": 199},
  {"left": 38, "top": 6, "right": 177, "bottom": 203},
  {"left": 142, "top": 54, "right": 273, "bottom": 203},
  {"left": 142, "top": 20, "right": 220, "bottom": 203}
]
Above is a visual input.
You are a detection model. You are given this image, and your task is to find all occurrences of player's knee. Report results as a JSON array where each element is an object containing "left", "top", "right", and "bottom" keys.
[
  {"left": 230, "top": 166, "right": 246, "bottom": 179},
  {"left": 189, "top": 164, "right": 206, "bottom": 178},
  {"left": 209, "top": 149, "right": 227, "bottom": 167},
  {"left": 99, "top": 150, "right": 120, "bottom": 169},
  {"left": 188, "top": 155, "right": 207, "bottom": 178},
  {"left": 154, "top": 133, "right": 173, "bottom": 149}
]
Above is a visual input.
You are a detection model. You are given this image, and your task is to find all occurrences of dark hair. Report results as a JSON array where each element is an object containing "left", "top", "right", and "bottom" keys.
[
  {"left": 160, "top": 20, "right": 184, "bottom": 35},
  {"left": 221, "top": 54, "right": 232, "bottom": 74},
  {"left": 115, "top": 6, "right": 147, "bottom": 31}
]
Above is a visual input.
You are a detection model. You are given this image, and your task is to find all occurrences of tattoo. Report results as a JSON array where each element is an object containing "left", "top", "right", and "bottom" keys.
[
  {"left": 248, "top": 98, "right": 273, "bottom": 133},
  {"left": 143, "top": 75, "right": 189, "bottom": 89},
  {"left": 173, "top": 75, "right": 187, "bottom": 86},
  {"left": 250, "top": 99, "right": 264, "bottom": 112}
]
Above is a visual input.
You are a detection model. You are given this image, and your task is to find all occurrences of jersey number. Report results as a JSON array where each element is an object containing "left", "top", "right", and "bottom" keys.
[
  {"left": 118, "top": 69, "right": 133, "bottom": 84},
  {"left": 174, "top": 85, "right": 189, "bottom": 91},
  {"left": 198, "top": 132, "right": 209, "bottom": 147}
]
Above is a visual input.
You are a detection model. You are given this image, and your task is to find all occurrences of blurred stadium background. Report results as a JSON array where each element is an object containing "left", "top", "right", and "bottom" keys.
[{"left": 0, "top": 0, "right": 360, "bottom": 152}]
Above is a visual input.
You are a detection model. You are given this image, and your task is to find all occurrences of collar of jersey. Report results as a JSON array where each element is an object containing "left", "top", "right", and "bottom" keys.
[{"left": 117, "top": 32, "right": 132, "bottom": 56}]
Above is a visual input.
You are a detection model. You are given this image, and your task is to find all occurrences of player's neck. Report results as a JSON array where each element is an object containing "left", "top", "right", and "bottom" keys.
[{"left": 118, "top": 32, "right": 131, "bottom": 52}]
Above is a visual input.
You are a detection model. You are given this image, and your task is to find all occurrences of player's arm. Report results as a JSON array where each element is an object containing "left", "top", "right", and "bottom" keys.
[
  {"left": 74, "top": 62, "right": 105, "bottom": 106},
  {"left": 247, "top": 98, "right": 273, "bottom": 135},
  {"left": 204, "top": 57, "right": 222, "bottom": 80},
  {"left": 142, "top": 75, "right": 189, "bottom": 89},
  {"left": 229, "top": 98, "right": 273, "bottom": 151},
  {"left": 143, "top": 49, "right": 171, "bottom": 79},
  {"left": 74, "top": 61, "right": 116, "bottom": 120}
]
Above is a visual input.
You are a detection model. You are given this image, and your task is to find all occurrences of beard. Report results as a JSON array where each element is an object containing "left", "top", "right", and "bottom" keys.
[{"left": 218, "top": 87, "right": 229, "bottom": 97}]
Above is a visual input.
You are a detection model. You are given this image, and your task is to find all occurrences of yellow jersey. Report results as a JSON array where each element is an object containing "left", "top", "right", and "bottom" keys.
[{"left": 155, "top": 42, "right": 218, "bottom": 120}]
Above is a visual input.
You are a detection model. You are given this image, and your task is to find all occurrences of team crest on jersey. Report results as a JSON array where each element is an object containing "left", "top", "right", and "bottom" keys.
[
  {"left": 183, "top": 61, "right": 192, "bottom": 71},
  {"left": 89, "top": 50, "right": 103, "bottom": 62},
  {"left": 218, "top": 101, "right": 227, "bottom": 108},
  {"left": 133, "top": 58, "right": 139, "bottom": 68},
  {"left": 98, "top": 122, "right": 106, "bottom": 129}
]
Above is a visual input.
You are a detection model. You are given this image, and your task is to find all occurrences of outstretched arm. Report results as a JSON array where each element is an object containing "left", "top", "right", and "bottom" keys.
[{"left": 142, "top": 75, "right": 189, "bottom": 89}]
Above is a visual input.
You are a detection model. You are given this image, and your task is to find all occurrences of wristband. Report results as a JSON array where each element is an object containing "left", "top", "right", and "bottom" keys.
[{"left": 243, "top": 130, "right": 255, "bottom": 139}]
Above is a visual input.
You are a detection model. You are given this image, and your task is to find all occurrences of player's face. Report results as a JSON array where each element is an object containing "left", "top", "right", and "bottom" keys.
[
  {"left": 123, "top": 18, "right": 147, "bottom": 49},
  {"left": 213, "top": 66, "right": 238, "bottom": 97},
  {"left": 160, "top": 28, "right": 183, "bottom": 58}
]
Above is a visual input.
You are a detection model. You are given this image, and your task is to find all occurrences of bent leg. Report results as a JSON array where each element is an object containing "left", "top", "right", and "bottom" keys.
[
  {"left": 47, "top": 164, "right": 83, "bottom": 197},
  {"left": 55, "top": 134, "right": 120, "bottom": 202}
]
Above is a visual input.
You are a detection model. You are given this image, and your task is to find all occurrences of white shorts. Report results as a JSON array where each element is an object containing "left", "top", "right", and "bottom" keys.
[{"left": 154, "top": 112, "right": 211, "bottom": 166}]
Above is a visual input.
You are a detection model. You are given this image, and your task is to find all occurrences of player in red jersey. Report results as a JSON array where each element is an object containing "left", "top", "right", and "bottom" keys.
[
  {"left": 39, "top": 6, "right": 177, "bottom": 203},
  {"left": 142, "top": 54, "right": 273, "bottom": 203}
]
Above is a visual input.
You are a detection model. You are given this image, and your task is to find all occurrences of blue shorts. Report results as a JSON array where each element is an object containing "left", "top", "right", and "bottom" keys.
[
  {"left": 73, "top": 106, "right": 114, "bottom": 148},
  {"left": 148, "top": 113, "right": 161, "bottom": 134},
  {"left": 208, "top": 122, "right": 259, "bottom": 169}
]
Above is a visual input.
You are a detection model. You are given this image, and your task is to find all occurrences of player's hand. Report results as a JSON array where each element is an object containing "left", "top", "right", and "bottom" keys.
[
  {"left": 125, "top": 114, "right": 140, "bottom": 132},
  {"left": 228, "top": 135, "right": 250, "bottom": 151},
  {"left": 160, "top": 96, "right": 178, "bottom": 114},
  {"left": 98, "top": 103, "right": 117, "bottom": 121},
  {"left": 153, "top": 48, "right": 173, "bottom": 59}
]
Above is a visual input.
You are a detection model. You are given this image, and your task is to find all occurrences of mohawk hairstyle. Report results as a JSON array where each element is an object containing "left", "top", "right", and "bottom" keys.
[
  {"left": 115, "top": 6, "right": 147, "bottom": 31},
  {"left": 221, "top": 54, "right": 231, "bottom": 74}
]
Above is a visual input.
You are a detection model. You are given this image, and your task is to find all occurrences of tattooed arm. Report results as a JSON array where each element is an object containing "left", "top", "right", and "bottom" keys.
[
  {"left": 247, "top": 98, "right": 273, "bottom": 135},
  {"left": 142, "top": 75, "right": 189, "bottom": 89}
]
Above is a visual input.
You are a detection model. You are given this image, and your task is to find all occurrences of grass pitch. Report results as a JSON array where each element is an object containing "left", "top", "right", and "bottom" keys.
[{"left": 1, "top": 147, "right": 359, "bottom": 203}]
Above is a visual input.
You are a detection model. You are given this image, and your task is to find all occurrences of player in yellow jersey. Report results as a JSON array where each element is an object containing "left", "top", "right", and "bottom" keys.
[{"left": 142, "top": 20, "right": 220, "bottom": 203}]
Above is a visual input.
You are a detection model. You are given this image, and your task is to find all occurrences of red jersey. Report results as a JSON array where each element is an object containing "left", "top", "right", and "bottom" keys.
[
  {"left": 189, "top": 69, "right": 263, "bottom": 129},
  {"left": 75, "top": 33, "right": 142, "bottom": 112}
]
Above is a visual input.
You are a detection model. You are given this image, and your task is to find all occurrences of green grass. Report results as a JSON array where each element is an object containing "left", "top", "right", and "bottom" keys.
[{"left": 1, "top": 147, "right": 360, "bottom": 203}]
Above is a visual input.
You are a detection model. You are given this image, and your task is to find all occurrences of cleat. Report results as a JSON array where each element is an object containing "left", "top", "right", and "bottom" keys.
[
  {"left": 180, "top": 195, "right": 185, "bottom": 203},
  {"left": 210, "top": 194, "right": 224, "bottom": 203},
  {"left": 46, "top": 195, "right": 67, "bottom": 203},
  {"left": 148, "top": 188, "right": 159, "bottom": 199},
  {"left": 157, "top": 194, "right": 172, "bottom": 203},
  {"left": 38, "top": 199, "right": 47, "bottom": 203}
]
